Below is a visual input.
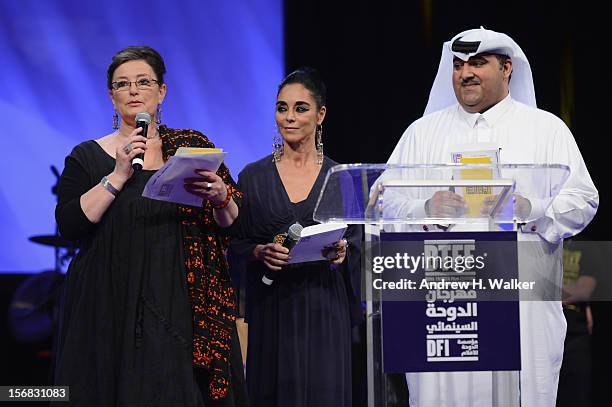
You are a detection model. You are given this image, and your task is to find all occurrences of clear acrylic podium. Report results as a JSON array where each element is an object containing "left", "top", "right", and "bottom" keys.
[{"left": 312, "top": 164, "right": 570, "bottom": 407}]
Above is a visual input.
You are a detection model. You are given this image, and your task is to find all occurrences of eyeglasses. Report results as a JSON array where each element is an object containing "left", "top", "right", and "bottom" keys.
[{"left": 111, "top": 78, "right": 160, "bottom": 91}]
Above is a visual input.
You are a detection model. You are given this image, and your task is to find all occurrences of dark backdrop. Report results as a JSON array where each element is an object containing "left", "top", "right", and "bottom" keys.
[
  {"left": 284, "top": 1, "right": 609, "bottom": 405},
  {"left": 284, "top": 0, "right": 607, "bottom": 239}
]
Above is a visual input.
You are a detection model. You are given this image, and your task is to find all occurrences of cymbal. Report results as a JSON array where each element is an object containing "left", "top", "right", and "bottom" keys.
[{"left": 29, "top": 235, "right": 76, "bottom": 248}]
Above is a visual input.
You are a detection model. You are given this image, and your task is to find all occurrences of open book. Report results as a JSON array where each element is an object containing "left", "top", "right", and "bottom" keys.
[
  {"left": 288, "top": 222, "right": 348, "bottom": 264},
  {"left": 142, "top": 147, "right": 227, "bottom": 206}
]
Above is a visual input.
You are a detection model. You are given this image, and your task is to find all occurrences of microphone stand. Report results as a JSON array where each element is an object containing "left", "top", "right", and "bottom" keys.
[
  {"left": 50, "top": 165, "right": 77, "bottom": 272},
  {"left": 51, "top": 166, "right": 61, "bottom": 273}
]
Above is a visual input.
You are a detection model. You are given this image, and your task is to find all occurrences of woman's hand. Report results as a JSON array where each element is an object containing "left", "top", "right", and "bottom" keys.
[
  {"left": 110, "top": 127, "right": 147, "bottom": 187},
  {"left": 80, "top": 127, "right": 146, "bottom": 224},
  {"left": 185, "top": 169, "right": 239, "bottom": 227},
  {"left": 323, "top": 239, "right": 348, "bottom": 265},
  {"left": 184, "top": 170, "right": 228, "bottom": 206},
  {"left": 253, "top": 243, "right": 290, "bottom": 271}
]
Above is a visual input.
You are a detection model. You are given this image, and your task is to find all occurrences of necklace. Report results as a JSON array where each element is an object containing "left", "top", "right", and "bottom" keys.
[{"left": 146, "top": 129, "right": 160, "bottom": 139}]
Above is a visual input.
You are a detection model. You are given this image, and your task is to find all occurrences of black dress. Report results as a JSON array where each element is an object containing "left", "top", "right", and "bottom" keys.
[
  {"left": 53, "top": 133, "right": 247, "bottom": 406},
  {"left": 229, "top": 155, "right": 362, "bottom": 407}
]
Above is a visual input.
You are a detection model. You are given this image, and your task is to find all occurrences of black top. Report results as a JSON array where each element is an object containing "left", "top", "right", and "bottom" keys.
[
  {"left": 229, "top": 155, "right": 362, "bottom": 407},
  {"left": 53, "top": 138, "right": 246, "bottom": 407}
]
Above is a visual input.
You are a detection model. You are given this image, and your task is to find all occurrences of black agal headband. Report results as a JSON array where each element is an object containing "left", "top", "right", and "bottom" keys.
[{"left": 451, "top": 39, "right": 481, "bottom": 54}]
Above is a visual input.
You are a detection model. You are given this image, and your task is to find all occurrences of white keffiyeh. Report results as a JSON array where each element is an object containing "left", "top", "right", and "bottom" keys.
[{"left": 424, "top": 26, "right": 537, "bottom": 115}]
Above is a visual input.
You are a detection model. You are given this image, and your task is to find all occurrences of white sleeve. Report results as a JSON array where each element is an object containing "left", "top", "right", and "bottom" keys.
[
  {"left": 380, "top": 124, "right": 429, "bottom": 222},
  {"left": 523, "top": 123, "right": 598, "bottom": 243}
]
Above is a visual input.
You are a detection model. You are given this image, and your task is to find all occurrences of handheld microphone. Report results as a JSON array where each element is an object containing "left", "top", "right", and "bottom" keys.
[
  {"left": 262, "top": 222, "right": 303, "bottom": 286},
  {"left": 132, "top": 112, "right": 151, "bottom": 170}
]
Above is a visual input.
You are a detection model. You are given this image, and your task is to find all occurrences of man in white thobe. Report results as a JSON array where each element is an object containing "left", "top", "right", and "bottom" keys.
[{"left": 386, "top": 27, "right": 599, "bottom": 407}]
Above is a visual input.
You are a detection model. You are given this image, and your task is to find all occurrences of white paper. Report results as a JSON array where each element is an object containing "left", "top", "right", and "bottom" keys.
[
  {"left": 288, "top": 222, "right": 348, "bottom": 264},
  {"left": 142, "top": 151, "right": 227, "bottom": 206}
]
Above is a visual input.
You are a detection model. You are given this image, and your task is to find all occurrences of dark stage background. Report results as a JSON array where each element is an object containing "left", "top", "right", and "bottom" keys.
[
  {"left": 283, "top": 1, "right": 610, "bottom": 405},
  {"left": 284, "top": 0, "right": 608, "bottom": 239},
  {"left": 1, "top": 1, "right": 609, "bottom": 405}
]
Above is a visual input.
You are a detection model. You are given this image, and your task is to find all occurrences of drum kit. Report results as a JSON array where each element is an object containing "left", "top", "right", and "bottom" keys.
[{"left": 28, "top": 233, "right": 77, "bottom": 272}]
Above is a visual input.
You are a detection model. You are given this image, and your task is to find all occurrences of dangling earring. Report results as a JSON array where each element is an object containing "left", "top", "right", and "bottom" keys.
[
  {"left": 272, "top": 128, "right": 284, "bottom": 162},
  {"left": 112, "top": 110, "right": 119, "bottom": 130},
  {"left": 155, "top": 105, "right": 162, "bottom": 125},
  {"left": 315, "top": 124, "right": 324, "bottom": 165}
]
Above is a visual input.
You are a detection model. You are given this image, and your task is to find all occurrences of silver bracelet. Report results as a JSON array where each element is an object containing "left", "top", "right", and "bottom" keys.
[{"left": 100, "top": 175, "right": 119, "bottom": 196}]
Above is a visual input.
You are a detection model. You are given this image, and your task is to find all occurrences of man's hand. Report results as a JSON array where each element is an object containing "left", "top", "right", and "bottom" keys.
[
  {"left": 425, "top": 191, "right": 467, "bottom": 217},
  {"left": 513, "top": 194, "right": 532, "bottom": 220}
]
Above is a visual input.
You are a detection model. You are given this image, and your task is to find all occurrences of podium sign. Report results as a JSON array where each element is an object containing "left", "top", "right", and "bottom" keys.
[
  {"left": 312, "top": 163, "right": 570, "bottom": 407},
  {"left": 379, "top": 231, "right": 520, "bottom": 373}
]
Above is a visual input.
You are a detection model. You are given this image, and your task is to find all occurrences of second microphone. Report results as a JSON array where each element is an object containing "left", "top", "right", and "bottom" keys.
[{"left": 262, "top": 222, "right": 303, "bottom": 286}]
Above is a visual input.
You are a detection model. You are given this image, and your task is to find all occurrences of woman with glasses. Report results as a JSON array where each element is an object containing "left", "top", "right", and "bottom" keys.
[{"left": 53, "top": 46, "right": 247, "bottom": 407}]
